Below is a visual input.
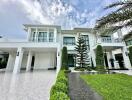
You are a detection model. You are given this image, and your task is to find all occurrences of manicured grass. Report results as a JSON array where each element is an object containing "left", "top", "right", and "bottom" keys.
[{"left": 81, "top": 74, "right": 132, "bottom": 100}]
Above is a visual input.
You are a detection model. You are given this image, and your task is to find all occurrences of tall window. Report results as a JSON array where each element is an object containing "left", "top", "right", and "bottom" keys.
[
  {"left": 32, "top": 32, "right": 36, "bottom": 41},
  {"left": 38, "top": 32, "right": 47, "bottom": 42},
  {"left": 63, "top": 37, "right": 75, "bottom": 45},
  {"left": 38, "top": 32, "right": 44, "bottom": 42},
  {"left": 49, "top": 32, "right": 54, "bottom": 42},
  {"left": 81, "top": 35, "right": 90, "bottom": 50}
]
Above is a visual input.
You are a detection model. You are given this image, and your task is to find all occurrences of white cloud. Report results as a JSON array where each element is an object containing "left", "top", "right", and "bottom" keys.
[{"left": 0, "top": 0, "right": 118, "bottom": 29}]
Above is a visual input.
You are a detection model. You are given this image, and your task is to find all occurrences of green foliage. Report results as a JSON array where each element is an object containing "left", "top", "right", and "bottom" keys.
[
  {"left": 56, "top": 77, "right": 68, "bottom": 85},
  {"left": 50, "top": 70, "right": 69, "bottom": 100},
  {"left": 50, "top": 82, "right": 68, "bottom": 96},
  {"left": 96, "top": 45, "right": 105, "bottom": 71},
  {"left": 50, "top": 92, "right": 70, "bottom": 100},
  {"left": 95, "top": 0, "right": 132, "bottom": 35},
  {"left": 129, "top": 46, "right": 132, "bottom": 66},
  {"left": 61, "top": 47, "right": 68, "bottom": 70},
  {"left": 81, "top": 74, "right": 132, "bottom": 100},
  {"left": 75, "top": 36, "right": 90, "bottom": 68}
]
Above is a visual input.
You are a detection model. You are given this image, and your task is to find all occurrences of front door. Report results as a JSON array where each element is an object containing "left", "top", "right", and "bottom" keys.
[
  {"left": 115, "top": 54, "right": 125, "bottom": 69},
  {"left": 68, "top": 54, "right": 74, "bottom": 67}
]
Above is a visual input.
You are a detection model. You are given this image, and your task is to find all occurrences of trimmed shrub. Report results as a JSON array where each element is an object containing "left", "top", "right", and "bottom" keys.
[
  {"left": 50, "top": 82, "right": 67, "bottom": 96},
  {"left": 50, "top": 70, "right": 69, "bottom": 100},
  {"left": 96, "top": 45, "right": 105, "bottom": 72},
  {"left": 50, "top": 92, "right": 70, "bottom": 100},
  {"left": 56, "top": 77, "right": 68, "bottom": 85},
  {"left": 129, "top": 46, "right": 132, "bottom": 66},
  {"left": 61, "top": 47, "right": 68, "bottom": 70}
]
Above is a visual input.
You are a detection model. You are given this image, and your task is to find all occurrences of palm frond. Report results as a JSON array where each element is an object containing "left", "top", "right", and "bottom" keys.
[
  {"left": 104, "top": 0, "right": 132, "bottom": 9},
  {"left": 98, "top": 26, "right": 123, "bottom": 35},
  {"left": 96, "top": 9, "right": 132, "bottom": 29}
]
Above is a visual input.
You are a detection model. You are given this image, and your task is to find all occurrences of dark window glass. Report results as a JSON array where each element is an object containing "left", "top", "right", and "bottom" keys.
[{"left": 63, "top": 37, "right": 75, "bottom": 45}]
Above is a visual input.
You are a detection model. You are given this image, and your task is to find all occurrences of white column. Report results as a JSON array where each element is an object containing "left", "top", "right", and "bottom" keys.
[
  {"left": 56, "top": 46, "right": 61, "bottom": 73},
  {"left": 54, "top": 28, "right": 57, "bottom": 42},
  {"left": 27, "top": 28, "right": 31, "bottom": 41},
  {"left": 6, "top": 53, "right": 14, "bottom": 71},
  {"left": 26, "top": 51, "right": 32, "bottom": 71},
  {"left": 91, "top": 50, "right": 96, "bottom": 67},
  {"left": 107, "top": 52, "right": 112, "bottom": 69},
  {"left": 122, "top": 47, "right": 131, "bottom": 69},
  {"left": 13, "top": 48, "right": 24, "bottom": 74},
  {"left": 35, "top": 28, "right": 38, "bottom": 42}
]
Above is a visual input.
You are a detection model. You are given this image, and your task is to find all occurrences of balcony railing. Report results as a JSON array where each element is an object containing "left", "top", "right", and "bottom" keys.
[
  {"left": 101, "top": 37, "right": 122, "bottom": 43},
  {"left": 30, "top": 37, "right": 54, "bottom": 42}
]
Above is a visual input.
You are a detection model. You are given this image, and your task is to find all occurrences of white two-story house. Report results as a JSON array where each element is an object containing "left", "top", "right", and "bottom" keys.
[{"left": 0, "top": 24, "right": 131, "bottom": 74}]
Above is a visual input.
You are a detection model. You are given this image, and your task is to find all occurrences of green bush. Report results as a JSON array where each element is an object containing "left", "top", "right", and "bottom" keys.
[
  {"left": 50, "top": 92, "right": 70, "bottom": 100},
  {"left": 56, "top": 77, "right": 68, "bottom": 85},
  {"left": 96, "top": 45, "right": 105, "bottom": 72},
  {"left": 50, "top": 70, "right": 69, "bottom": 100},
  {"left": 61, "top": 47, "right": 68, "bottom": 70},
  {"left": 129, "top": 46, "right": 132, "bottom": 66},
  {"left": 50, "top": 82, "right": 67, "bottom": 96}
]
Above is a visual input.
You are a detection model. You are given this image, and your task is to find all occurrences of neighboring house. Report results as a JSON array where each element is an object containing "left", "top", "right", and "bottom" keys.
[{"left": 0, "top": 24, "right": 131, "bottom": 74}]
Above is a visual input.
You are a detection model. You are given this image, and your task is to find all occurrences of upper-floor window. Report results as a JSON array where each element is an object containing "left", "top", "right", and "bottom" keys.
[
  {"left": 126, "top": 39, "right": 132, "bottom": 46},
  {"left": 63, "top": 37, "right": 75, "bottom": 45},
  {"left": 101, "top": 36, "right": 112, "bottom": 43},
  {"left": 32, "top": 32, "right": 36, "bottom": 41},
  {"left": 38, "top": 32, "right": 47, "bottom": 42},
  {"left": 49, "top": 32, "right": 54, "bottom": 42},
  {"left": 81, "top": 35, "right": 90, "bottom": 50}
]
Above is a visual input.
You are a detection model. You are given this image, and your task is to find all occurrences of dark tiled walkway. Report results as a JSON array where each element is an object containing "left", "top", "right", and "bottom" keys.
[{"left": 68, "top": 73, "right": 102, "bottom": 100}]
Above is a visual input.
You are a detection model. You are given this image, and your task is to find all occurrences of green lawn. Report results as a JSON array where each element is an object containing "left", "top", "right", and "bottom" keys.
[{"left": 81, "top": 74, "right": 132, "bottom": 100}]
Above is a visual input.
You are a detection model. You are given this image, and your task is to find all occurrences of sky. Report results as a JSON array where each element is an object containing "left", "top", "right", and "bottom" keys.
[{"left": 0, "top": 0, "right": 118, "bottom": 39}]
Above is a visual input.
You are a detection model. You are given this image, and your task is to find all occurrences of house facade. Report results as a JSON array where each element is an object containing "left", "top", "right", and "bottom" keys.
[{"left": 0, "top": 24, "right": 131, "bottom": 74}]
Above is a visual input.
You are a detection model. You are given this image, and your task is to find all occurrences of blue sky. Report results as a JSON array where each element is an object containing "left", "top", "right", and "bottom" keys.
[{"left": 0, "top": 0, "right": 118, "bottom": 39}]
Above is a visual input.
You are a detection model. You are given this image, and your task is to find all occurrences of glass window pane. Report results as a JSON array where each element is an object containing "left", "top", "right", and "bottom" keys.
[
  {"left": 49, "top": 32, "right": 54, "bottom": 42},
  {"left": 63, "top": 37, "right": 75, "bottom": 45}
]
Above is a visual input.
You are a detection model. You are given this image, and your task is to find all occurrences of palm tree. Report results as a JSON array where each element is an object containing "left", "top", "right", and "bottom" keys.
[{"left": 95, "top": 0, "right": 132, "bottom": 35}]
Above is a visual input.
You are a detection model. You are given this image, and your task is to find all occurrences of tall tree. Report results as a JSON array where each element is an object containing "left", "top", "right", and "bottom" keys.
[
  {"left": 61, "top": 46, "right": 68, "bottom": 70},
  {"left": 75, "top": 36, "right": 90, "bottom": 68},
  {"left": 95, "top": 0, "right": 132, "bottom": 35}
]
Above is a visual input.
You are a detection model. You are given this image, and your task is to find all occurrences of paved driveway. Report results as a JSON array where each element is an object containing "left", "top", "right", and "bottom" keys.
[{"left": 0, "top": 70, "right": 56, "bottom": 100}]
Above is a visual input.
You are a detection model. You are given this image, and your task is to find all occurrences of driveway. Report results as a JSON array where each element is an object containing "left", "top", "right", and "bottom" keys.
[{"left": 0, "top": 70, "right": 56, "bottom": 100}]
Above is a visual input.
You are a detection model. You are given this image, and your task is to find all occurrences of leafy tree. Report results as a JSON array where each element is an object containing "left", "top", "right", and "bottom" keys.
[
  {"left": 75, "top": 36, "right": 90, "bottom": 68},
  {"left": 61, "top": 46, "right": 68, "bottom": 70},
  {"left": 95, "top": 0, "right": 132, "bottom": 35},
  {"left": 129, "top": 46, "right": 132, "bottom": 66},
  {"left": 96, "top": 45, "right": 105, "bottom": 71}
]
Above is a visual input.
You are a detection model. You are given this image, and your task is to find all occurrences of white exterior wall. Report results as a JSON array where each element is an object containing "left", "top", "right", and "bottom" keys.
[{"left": 34, "top": 52, "right": 56, "bottom": 69}]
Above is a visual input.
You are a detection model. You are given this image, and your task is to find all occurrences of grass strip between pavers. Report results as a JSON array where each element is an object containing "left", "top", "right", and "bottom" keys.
[{"left": 81, "top": 74, "right": 132, "bottom": 100}]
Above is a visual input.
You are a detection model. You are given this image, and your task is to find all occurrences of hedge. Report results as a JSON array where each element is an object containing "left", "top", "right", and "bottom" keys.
[{"left": 50, "top": 70, "right": 69, "bottom": 100}]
